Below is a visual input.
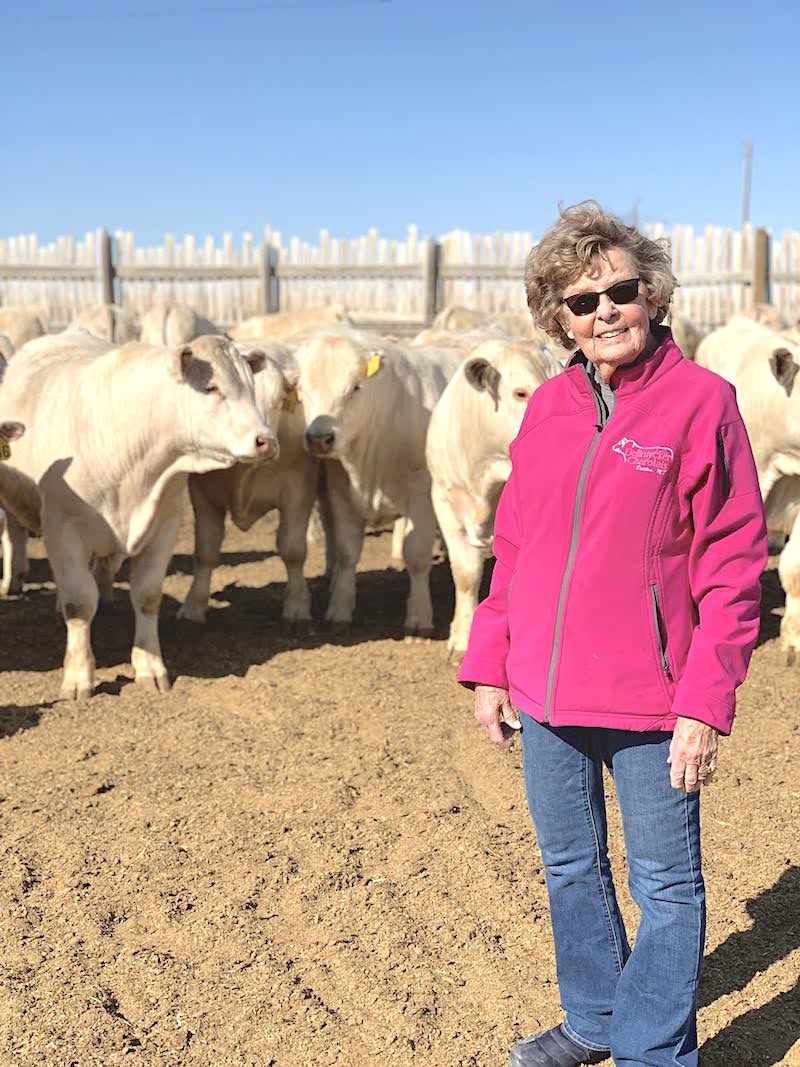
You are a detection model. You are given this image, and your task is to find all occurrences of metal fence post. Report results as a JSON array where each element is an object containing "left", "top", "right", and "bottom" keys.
[
  {"left": 98, "top": 228, "right": 115, "bottom": 305},
  {"left": 260, "top": 226, "right": 278, "bottom": 313},
  {"left": 753, "top": 227, "right": 771, "bottom": 307}
]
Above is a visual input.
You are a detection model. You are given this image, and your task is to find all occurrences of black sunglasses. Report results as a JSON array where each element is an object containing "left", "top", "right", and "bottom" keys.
[{"left": 562, "top": 277, "right": 641, "bottom": 316}]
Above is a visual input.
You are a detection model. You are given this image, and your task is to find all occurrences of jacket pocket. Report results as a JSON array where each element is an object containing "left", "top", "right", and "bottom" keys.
[{"left": 649, "top": 582, "right": 673, "bottom": 681}]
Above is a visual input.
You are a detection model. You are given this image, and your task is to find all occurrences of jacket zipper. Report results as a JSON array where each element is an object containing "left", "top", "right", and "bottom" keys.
[
  {"left": 649, "top": 582, "right": 673, "bottom": 681},
  {"left": 543, "top": 370, "right": 608, "bottom": 723},
  {"left": 716, "top": 429, "right": 731, "bottom": 501}
]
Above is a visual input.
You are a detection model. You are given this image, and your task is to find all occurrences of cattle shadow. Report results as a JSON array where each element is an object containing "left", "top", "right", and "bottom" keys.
[
  {"left": 0, "top": 701, "right": 57, "bottom": 739},
  {"left": 0, "top": 554, "right": 459, "bottom": 687},
  {"left": 698, "top": 866, "right": 800, "bottom": 1065}
]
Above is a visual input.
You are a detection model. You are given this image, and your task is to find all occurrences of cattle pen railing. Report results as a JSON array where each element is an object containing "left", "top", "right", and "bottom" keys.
[{"left": 1, "top": 223, "right": 798, "bottom": 333}]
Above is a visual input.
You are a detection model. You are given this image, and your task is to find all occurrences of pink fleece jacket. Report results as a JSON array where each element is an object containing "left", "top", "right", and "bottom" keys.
[{"left": 457, "top": 331, "right": 768, "bottom": 735}]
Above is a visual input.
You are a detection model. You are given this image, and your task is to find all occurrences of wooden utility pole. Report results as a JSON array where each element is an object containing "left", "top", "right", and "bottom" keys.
[{"left": 742, "top": 139, "right": 753, "bottom": 228}]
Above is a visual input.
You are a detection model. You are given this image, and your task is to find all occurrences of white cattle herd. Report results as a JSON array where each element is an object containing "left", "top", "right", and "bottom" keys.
[{"left": 0, "top": 298, "right": 798, "bottom": 699}]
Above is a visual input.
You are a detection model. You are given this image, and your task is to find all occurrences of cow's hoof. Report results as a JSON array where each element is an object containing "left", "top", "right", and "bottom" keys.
[
  {"left": 177, "top": 604, "right": 206, "bottom": 625},
  {"left": 787, "top": 648, "right": 797, "bottom": 668},
  {"left": 135, "top": 673, "right": 172, "bottom": 693},
  {"left": 59, "top": 683, "right": 93, "bottom": 701},
  {"left": 405, "top": 625, "right": 434, "bottom": 639},
  {"left": 446, "top": 647, "right": 466, "bottom": 665},
  {"left": 283, "top": 618, "right": 310, "bottom": 637},
  {"left": 327, "top": 620, "right": 352, "bottom": 637}
]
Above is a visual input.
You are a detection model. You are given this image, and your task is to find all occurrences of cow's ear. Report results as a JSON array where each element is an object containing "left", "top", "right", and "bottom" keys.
[
  {"left": 0, "top": 421, "right": 25, "bottom": 442},
  {"left": 464, "top": 357, "right": 500, "bottom": 396},
  {"left": 769, "top": 347, "right": 799, "bottom": 397},
  {"left": 172, "top": 345, "right": 194, "bottom": 380},
  {"left": 246, "top": 349, "right": 266, "bottom": 375}
]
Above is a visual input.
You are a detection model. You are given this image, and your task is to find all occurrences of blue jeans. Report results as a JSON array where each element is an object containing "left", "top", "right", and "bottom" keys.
[{"left": 520, "top": 716, "right": 705, "bottom": 1067}]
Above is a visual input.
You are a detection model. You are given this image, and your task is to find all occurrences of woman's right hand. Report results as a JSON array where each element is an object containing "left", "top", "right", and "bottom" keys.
[{"left": 474, "top": 685, "right": 521, "bottom": 749}]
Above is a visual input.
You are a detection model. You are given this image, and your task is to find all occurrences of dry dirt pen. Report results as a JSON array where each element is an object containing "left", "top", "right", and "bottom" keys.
[{"left": 0, "top": 508, "right": 798, "bottom": 1067}]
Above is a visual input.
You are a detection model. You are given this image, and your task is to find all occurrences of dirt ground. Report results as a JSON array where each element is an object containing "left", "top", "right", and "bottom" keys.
[{"left": 0, "top": 508, "right": 797, "bottom": 1067}]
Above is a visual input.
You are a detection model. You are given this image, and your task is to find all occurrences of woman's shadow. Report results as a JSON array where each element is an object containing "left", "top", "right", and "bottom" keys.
[{"left": 700, "top": 865, "right": 800, "bottom": 1065}]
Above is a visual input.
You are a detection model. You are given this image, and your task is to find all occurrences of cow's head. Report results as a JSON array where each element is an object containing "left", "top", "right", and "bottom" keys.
[
  {"left": 172, "top": 336, "right": 279, "bottom": 466},
  {"left": 464, "top": 339, "right": 557, "bottom": 440},
  {"left": 299, "top": 332, "right": 387, "bottom": 458}
]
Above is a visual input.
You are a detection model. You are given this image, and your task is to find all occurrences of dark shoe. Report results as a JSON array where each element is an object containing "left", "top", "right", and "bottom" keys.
[{"left": 509, "top": 1024, "right": 609, "bottom": 1066}]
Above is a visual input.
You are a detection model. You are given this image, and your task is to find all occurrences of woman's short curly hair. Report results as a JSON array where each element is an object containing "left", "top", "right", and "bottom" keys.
[{"left": 524, "top": 201, "right": 677, "bottom": 349}]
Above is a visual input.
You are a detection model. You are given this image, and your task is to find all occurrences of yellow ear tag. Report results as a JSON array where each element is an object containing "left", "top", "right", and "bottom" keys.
[
  {"left": 0, "top": 443, "right": 11, "bottom": 462},
  {"left": 365, "top": 353, "right": 382, "bottom": 378},
  {"left": 282, "top": 387, "right": 298, "bottom": 414}
]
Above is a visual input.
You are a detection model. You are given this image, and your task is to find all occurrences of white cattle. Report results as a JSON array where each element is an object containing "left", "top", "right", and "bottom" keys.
[
  {"left": 229, "top": 305, "right": 353, "bottom": 341},
  {"left": 296, "top": 328, "right": 462, "bottom": 632},
  {"left": 669, "top": 314, "right": 706, "bottom": 361},
  {"left": 428, "top": 305, "right": 491, "bottom": 333},
  {"left": 140, "top": 303, "right": 219, "bottom": 346},
  {"left": 0, "top": 334, "right": 277, "bottom": 698},
  {"left": 0, "top": 421, "right": 25, "bottom": 593},
  {"left": 410, "top": 325, "right": 509, "bottom": 349},
  {"left": 426, "top": 338, "right": 562, "bottom": 656},
  {"left": 695, "top": 320, "right": 800, "bottom": 662},
  {"left": 0, "top": 309, "right": 47, "bottom": 350},
  {"left": 178, "top": 340, "right": 320, "bottom": 630},
  {"left": 72, "top": 303, "right": 139, "bottom": 343}
]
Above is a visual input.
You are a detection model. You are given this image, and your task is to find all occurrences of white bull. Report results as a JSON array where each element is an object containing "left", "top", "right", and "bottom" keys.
[
  {"left": 140, "top": 303, "right": 219, "bottom": 346},
  {"left": 0, "top": 309, "right": 47, "bottom": 350},
  {"left": 297, "top": 328, "right": 462, "bottom": 632},
  {"left": 695, "top": 320, "right": 800, "bottom": 662},
  {"left": 229, "top": 305, "right": 352, "bottom": 341},
  {"left": 0, "top": 334, "right": 277, "bottom": 699},
  {"left": 426, "top": 338, "right": 562, "bottom": 656},
  {"left": 178, "top": 341, "right": 319, "bottom": 629},
  {"left": 0, "top": 421, "right": 26, "bottom": 590},
  {"left": 72, "top": 303, "right": 139, "bottom": 343}
]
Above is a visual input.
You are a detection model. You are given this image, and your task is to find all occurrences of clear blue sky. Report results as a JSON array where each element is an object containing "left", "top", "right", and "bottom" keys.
[{"left": 2, "top": 0, "right": 798, "bottom": 245}]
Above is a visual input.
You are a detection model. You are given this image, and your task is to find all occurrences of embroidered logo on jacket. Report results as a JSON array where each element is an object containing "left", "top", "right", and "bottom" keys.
[{"left": 612, "top": 437, "right": 673, "bottom": 475}]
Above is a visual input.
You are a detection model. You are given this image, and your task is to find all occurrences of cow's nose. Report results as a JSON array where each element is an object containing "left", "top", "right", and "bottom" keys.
[
  {"left": 255, "top": 433, "right": 279, "bottom": 460},
  {"left": 305, "top": 430, "right": 335, "bottom": 453}
]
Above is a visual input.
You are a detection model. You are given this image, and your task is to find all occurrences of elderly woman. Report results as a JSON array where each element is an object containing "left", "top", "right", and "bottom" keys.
[{"left": 458, "top": 202, "right": 767, "bottom": 1067}]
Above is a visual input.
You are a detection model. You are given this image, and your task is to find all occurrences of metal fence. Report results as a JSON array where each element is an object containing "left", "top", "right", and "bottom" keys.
[{"left": 1, "top": 223, "right": 798, "bottom": 331}]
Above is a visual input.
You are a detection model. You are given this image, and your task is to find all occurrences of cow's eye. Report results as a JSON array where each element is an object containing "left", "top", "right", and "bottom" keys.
[
  {"left": 204, "top": 384, "right": 222, "bottom": 396},
  {"left": 513, "top": 389, "right": 530, "bottom": 401},
  {"left": 350, "top": 383, "right": 361, "bottom": 396}
]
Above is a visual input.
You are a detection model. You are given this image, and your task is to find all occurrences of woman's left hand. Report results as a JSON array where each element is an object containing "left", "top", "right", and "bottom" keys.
[{"left": 667, "top": 716, "right": 719, "bottom": 792}]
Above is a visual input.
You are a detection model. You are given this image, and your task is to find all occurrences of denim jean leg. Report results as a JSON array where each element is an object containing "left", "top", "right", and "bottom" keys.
[
  {"left": 520, "top": 717, "right": 630, "bottom": 1052},
  {"left": 606, "top": 731, "right": 706, "bottom": 1067}
]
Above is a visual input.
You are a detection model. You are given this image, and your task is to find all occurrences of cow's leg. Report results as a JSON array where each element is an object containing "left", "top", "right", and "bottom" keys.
[
  {"left": 92, "top": 557, "right": 115, "bottom": 605},
  {"left": 431, "top": 483, "right": 482, "bottom": 658},
  {"left": 45, "top": 520, "right": 98, "bottom": 700},
  {"left": 1, "top": 513, "right": 28, "bottom": 596},
  {"left": 314, "top": 461, "right": 336, "bottom": 582},
  {"left": 277, "top": 476, "right": 315, "bottom": 630},
  {"left": 129, "top": 509, "right": 182, "bottom": 691},
  {"left": 779, "top": 509, "right": 800, "bottom": 665},
  {"left": 402, "top": 478, "right": 438, "bottom": 636},
  {"left": 178, "top": 480, "right": 226, "bottom": 624},
  {"left": 324, "top": 462, "right": 364, "bottom": 627},
  {"left": 390, "top": 517, "right": 406, "bottom": 570}
]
